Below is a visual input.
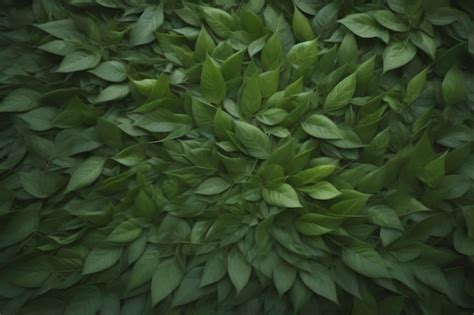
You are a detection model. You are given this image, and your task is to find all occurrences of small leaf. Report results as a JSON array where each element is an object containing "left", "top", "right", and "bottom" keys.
[
  {"left": 128, "top": 247, "right": 160, "bottom": 290},
  {"left": 367, "top": 205, "right": 403, "bottom": 230},
  {"left": 370, "top": 10, "right": 408, "bottom": 32},
  {"left": 94, "top": 84, "right": 130, "bottom": 103},
  {"left": 200, "top": 252, "right": 227, "bottom": 287}
]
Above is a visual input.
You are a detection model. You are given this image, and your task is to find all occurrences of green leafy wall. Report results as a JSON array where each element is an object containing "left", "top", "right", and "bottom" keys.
[{"left": 0, "top": 0, "right": 473, "bottom": 314}]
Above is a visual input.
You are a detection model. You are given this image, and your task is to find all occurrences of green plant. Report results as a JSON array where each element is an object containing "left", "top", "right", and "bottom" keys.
[{"left": 0, "top": 0, "right": 473, "bottom": 314}]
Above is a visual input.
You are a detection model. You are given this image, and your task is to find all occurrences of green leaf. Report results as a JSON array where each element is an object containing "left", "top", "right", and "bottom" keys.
[
  {"left": 367, "top": 205, "right": 403, "bottom": 230},
  {"left": 409, "top": 30, "right": 436, "bottom": 59},
  {"left": 324, "top": 73, "right": 357, "bottom": 110},
  {"left": 330, "top": 190, "right": 370, "bottom": 215},
  {"left": 151, "top": 259, "right": 183, "bottom": 306},
  {"left": 258, "top": 67, "right": 280, "bottom": 98},
  {"left": 65, "top": 156, "right": 105, "bottom": 193},
  {"left": 442, "top": 66, "right": 466, "bottom": 106},
  {"left": 296, "top": 213, "right": 343, "bottom": 236},
  {"left": 302, "top": 114, "right": 343, "bottom": 139},
  {"left": 0, "top": 89, "right": 41, "bottom": 113},
  {"left": 200, "top": 252, "right": 227, "bottom": 287},
  {"left": 342, "top": 242, "right": 390, "bottom": 278},
  {"left": 201, "top": 55, "right": 226, "bottom": 103},
  {"left": 88, "top": 61, "right": 127, "bottom": 82},
  {"left": 34, "top": 19, "right": 82, "bottom": 40},
  {"left": 18, "top": 107, "right": 57, "bottom": 131},
  {"left": 106, "top": 221, "right": 142, "bottom": 243},
  {"left": 273, "top": 261, "right": 297, "bottom": 296},
  {"left": 0, "top": 211, "right": 38, "bottom": 249},
  {"left": 130, "top": 4, "right": 164, "bottom": 46},
  {"left": 83, "top": 247, "right": 123, "bottom": 275},
  {"left": 20, "top": 170, "right": 63, "bottom": 198},
  {"left": 57, "top": 50, "right": 102, "bottom": 73},
  {"left": 262, "top": 32, "right": 283, "bottom": 70},
  {"left": 300, "top": 264, "right": 338, "bottom": 304},
  {"left": 256, "top": 108, "right": 287, "bottom": 126},
  {"left": 227, "top": 247, "right": 251, "bottom": 294},
  {"left": 286, "top": 39, "right": 318, "bottom": 74},
  {"left": 292, "top": 7, "right": 316, "bottom": 41},
  {"left": 201, "top": 6, "right": 237, "bottom": 38},
  {"left": 240, "top": 75, "right": 262, "bottom": 117},
  {"left": 383, "top": 41, "right": 416, "bottom": 72},
  {"left": 195, "top": 177, "right": 231, "bottom": 195},
  {"left": 404, "top": 69, "right": 427, "bottom": 105},
  {"left": 94, "top": 84, "right": 130, "bottom": 103},
  {"left": 234, "top": 121, "right": 271, "bottom": 159},
  {"left": 370, "top": 10, "right": 408, "bottom": 32},
  {"left": 299, "top": 181, "right": 341, "bottom": 200},
  {"left": 339, "top": 13, "right": 389, "bottom": 43},
  {"left": 172, "top": 267, "right": 213, "bottom": 306},
  {"left": 128, "top": 247, "right": 160, "bottom": 290},
  {"left": 262, "top": 183, "right": 302, "bottom": 208},
  {"left": 194, "top": 27, "right": 215, "bottom": 62},
  {"left": 64, "top": 286, "right": 102, "bottom": 315},
  {"left": 416, "top": 152, "right": 446, "bottom": 187}
]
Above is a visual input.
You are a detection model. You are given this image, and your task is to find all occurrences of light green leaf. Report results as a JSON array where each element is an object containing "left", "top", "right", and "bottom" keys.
[
  {"left": 65, "top": 156, "right": 105, "bottom": 193},
  {"left": 258, "top": 67, "right": 280, "bottom": 98},
  {"left": 256, "top": 108, "right": 287, "bottom": 126},
  {"left": 201, "top": 6, "right": 237, "bottom": 38},
  {"left": 262, "top": 183, "right": 302, "bottom": 208}
]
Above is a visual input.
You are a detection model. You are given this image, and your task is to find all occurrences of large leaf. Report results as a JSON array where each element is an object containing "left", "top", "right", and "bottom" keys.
[{"left": 200, "top": 55, "right": 226, "bottom": 103}]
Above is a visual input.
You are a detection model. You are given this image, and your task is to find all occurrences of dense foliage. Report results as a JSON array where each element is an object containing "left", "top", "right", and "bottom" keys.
[{"left": 0, "top": 0, "right": 473, "bottom": 314}]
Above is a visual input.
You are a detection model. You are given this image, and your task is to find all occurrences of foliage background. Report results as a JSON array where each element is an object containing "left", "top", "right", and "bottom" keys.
[{"left": 0, "top": 0, "right": 473, "bottom": 314}]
